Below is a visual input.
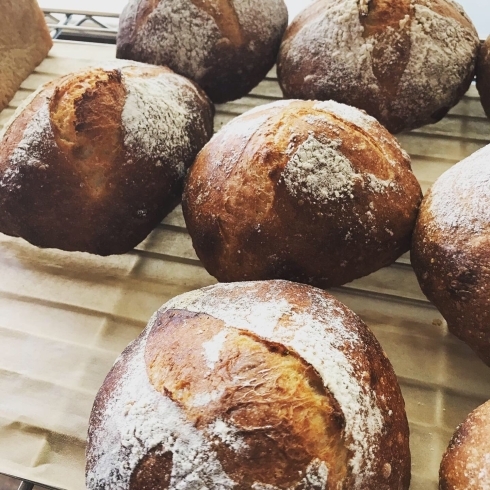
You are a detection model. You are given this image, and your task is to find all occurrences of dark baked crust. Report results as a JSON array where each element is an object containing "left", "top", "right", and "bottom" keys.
[
  {"left": 183, "top": 99, "right": 422, "bottom": 288},
  {"left": 476, "top": 36, "right": 490, "bottom": 119},
  {"left": 86, "top": 280, "right": 411, "bottom": 489},
  {"left": 277, "top": 0, "right": 479, "bottom": 134},
  {"left": 0, "top": 63, "right": 214, "bottom": 255},
  {"left": 439, "top": 400, "right": 490, "bottom": 489},
  {"left": 116, "top": 0, "right": 288, "bottom": 103},
  {"left": 411, "top": 146, "right": 490, "bottom": 366}
]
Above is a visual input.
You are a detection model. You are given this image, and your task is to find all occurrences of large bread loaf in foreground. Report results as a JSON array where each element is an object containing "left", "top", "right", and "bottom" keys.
[{"left": 86, "top": 280, "right": 411, "bottom": 489}]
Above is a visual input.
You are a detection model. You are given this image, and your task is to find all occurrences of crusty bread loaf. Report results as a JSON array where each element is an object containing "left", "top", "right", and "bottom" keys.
[
  {"left": 476, "top": 36, "right": 490, "bottom": 119},
  {"left": 0, "top": 0, "right": 52, "bottom": 112},
  {"left": 412, "top": 145, "right": 490, "bottom": 366},
  {"left": 86, "top": 280, "right": 411, "bottom": 489},
  {"left": 116, "top": 0, "right": 288, "bottom": 103},
  {"left": 439, "top": 400, "right": 490, "bottom": 489},
  {"left": 0, "top": 62, "right": 213, "bottom": 255},
  {"left": 183, "top": 99, "right": 422, "bottom": 288},
  {"left": 277, "top": 0, "right": 479, "bottom": 134}
]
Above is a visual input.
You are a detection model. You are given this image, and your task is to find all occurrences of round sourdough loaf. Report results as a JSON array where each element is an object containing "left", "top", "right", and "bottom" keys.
[
  {"left": 412, "top": 145, "right": 490, "bottom": 367},
  {"left": 0, "top": 62, "right": 213, "bottom": 255},
  {"left": 116, "top": 0, "right": 288, "bottom": 103},
  {"left": 277, "top": 0, "right": 480, "bottom": 134},
  {"left": 86, "top": 280, "right": 411, "bottom": 490},
  {"left": 477, "top": 36, "right": 490, "bottom": 119},
  {"left": 183, "top": 99, "right": 422, "bottom": 288},
  {"left": 440, "top": 400, "right": 490, "bottom": 489}
]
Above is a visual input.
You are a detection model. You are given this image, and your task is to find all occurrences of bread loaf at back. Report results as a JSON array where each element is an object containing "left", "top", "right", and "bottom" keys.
[
  {"left": 116, "top": 0, "right": 288, "bottom": 103},
  {"left": 0, "top": 0, "right": 52, "bottom": 112}
]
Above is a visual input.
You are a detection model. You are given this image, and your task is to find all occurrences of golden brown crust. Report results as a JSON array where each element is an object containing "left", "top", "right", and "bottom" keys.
[
  {"left": 477, "top": 37, "right": 490, "bottom": 119},
  {"left": 183, "top": 100, "right": 422, "bottom": 288},
  {"left": 146, "top": 309, "right": 351, "bottom": 488},
  {"left": 439, "top": 400, "right": 490, "bottom": 489},
  {"left": 86, "top": 280, "right": 411, "bottom": 489},
  {"left": 0, "top": 63, "right": 214, "bottom": 255},
  {"left": 116, "top": 0, "right": 288, "bottom": 103},
  {"left": 277, "top": 0, "right": 479, "bottom": 134},
  {"left": 411, "top": 146, "right": 490, "bottom": 366}
]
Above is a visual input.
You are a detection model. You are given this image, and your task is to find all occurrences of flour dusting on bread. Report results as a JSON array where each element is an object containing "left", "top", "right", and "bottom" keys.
[
  {"left": 86, "top": 326, "right": 235, "bottom": 489},
  {"left": 122, "top": 72, "right": 195, "bottom": 175},
  {"left": 164, "top": 282, "right": 385, "bottom": 486},
  {"left": 426, "top": 146, "right": 490, "bottom": 234}
]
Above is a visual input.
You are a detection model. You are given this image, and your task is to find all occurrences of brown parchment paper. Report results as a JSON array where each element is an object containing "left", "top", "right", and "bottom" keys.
[{"left": 0, "top": 40, "right": 490, "bottom": 490}]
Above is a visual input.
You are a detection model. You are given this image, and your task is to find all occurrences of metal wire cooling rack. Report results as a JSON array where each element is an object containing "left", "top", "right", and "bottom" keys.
[
  {"left": 0, "top": 472, "right": 60, "bottom": 490},
  {"left": 43, "top": 7, "right": 119, "bottom": 43}
]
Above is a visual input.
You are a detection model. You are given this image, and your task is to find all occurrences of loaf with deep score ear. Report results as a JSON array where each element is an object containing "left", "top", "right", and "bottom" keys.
[
  {"left": 116, "top": 0, "right": 288, "bottom": 103},
  {"left": 183, "top": 99, "right": 422, "bottom": 288},
  {"left": 439, "top": 400, "right": 490, "bottom": 489},
  {"left": 0, "top": 62, "right": 213, "bottom": 255},
  {"left": 277, "top": 0, "right": 479, "bottom": 134},
  {"left": 412, "top": 145, "right": 490, "bottom": 367},
  {"left": 86, "top": 280, "right": 411, "bottom": 489}
]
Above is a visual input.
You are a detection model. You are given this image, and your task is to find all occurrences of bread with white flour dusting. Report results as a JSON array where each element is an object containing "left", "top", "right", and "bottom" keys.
[
  {"left": 0, "top": 62, "right": 213, "bottom": 255},
  {"left": 412, "top": 145, "right": 490, "bottom": 367},
  {"left": 86, "top": 280, "right": 411, "bottom": 489},
  {"left": 183, "top": 99, "right": 422, "bottom": 288},
  {"left": 116, "top": 0, "right": 288, "bottom": 103},
  {"left": 277, "top": 0, "right": 480, "bottom": 134},
  {"left": 439, "top": 399, "right": 490, "bottom": 489}
]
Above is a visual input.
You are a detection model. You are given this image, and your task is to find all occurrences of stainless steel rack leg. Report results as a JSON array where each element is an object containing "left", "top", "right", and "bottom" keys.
[{"left": 18, "top": 482, "right": 34, "bottom": 490}]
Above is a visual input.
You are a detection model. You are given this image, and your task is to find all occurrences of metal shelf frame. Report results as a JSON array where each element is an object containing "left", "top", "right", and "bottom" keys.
[{"left": 43, "top": 8, "right": 119, "bottom": 43}]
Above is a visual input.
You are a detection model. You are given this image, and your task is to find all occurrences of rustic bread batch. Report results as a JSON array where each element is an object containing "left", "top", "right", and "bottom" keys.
[
  {"left": 86, "top": 280, "right": 411, "bottom": 489},
  {"left": 0, "top": 0, "right": 489, "bottom": 489}
]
